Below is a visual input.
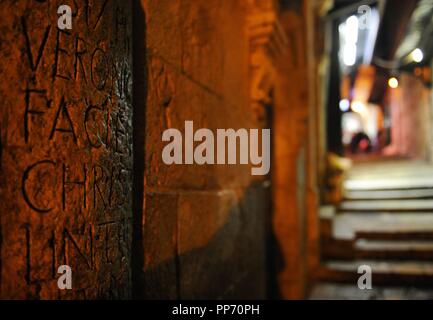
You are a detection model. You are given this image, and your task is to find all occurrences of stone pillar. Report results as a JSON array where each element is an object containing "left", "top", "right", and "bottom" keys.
[
  {"left": 303, "top": 0, "right": 320, "bottom": 293},
  {"left": 248, "top": 0, "right": 317, "bottom": 299},
  {"left": 247, "top": 0, "right": 288, "bottom": 299},
  {"left": 0, "top": 1, "right": 133, "bottom": 299},
  {"left": 270, "top": 0, "right": 318, "bottom": 299}
]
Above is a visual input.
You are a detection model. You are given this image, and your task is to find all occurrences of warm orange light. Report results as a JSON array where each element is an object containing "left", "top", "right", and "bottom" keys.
[{"left": 388, "top": 77, "right": 399, "bottom": 89}]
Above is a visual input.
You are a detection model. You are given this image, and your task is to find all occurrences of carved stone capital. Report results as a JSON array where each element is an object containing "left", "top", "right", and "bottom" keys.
[
  {"left": 248, "top": 11, "right": 288, "bottom": 61},
  {"left": 248, "top": 5, "right": 288, "bottom": 122}
]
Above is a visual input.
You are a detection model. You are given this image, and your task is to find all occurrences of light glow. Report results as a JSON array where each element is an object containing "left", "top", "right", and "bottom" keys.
[
  {"left": 339, "top": 99, "right": 350, "bottom": 112},
  {"left": 351, "top": 101, "right": 366, "bottom": 114},
  {"left": 346, "top": 15, "right": 359, "bottom": 42},
  {"left": 342, "top": 15, "right": 359, "bottom": 67},
  {"left": 343, "top": 43, "right": 357, "bottom": 66},
  {"left": 388, "top": 77, "right": 399, "bottom": 89},
  {"left": 412, "top": 48, "right": 423, "bottom": 63}
]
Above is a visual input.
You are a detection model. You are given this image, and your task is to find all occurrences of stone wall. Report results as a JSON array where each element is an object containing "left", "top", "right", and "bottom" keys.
[
  {"left": 387, "top": 73, "right": 431, "bottom": 160},
  {"left": 0, "top": 0, "right": 319, "bottom": 300},
  {"left": 139, "top": 0, "right": 268, "bottom": 299}
]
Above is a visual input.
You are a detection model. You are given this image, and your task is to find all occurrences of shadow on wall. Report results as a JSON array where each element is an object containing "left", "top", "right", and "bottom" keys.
[{"left": 140, "top": 181, "right": 284, "bottom": 300}]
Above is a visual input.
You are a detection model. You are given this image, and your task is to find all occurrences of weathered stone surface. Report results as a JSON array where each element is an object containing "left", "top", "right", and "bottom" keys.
[
  {"left": 0, "top": 0, "right": 133, "bottom": 299},
  {"left": 143, "top": 192, "right": 178, "bottom": 299},
  {"left": 144, "top": 0, "right": 256, "bottom": 191}
]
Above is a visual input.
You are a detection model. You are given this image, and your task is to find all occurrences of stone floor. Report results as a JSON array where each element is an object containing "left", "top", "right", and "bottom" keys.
[{"left": 311, "top": 159, "right": 433, "bottom": 300}]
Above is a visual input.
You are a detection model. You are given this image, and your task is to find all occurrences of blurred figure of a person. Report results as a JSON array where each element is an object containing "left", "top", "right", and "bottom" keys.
[{"left": 350, "top": 131, "right": 372, "bottom": 153}]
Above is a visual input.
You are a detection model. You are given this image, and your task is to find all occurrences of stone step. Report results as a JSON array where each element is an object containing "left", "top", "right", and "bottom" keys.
[
  {"left": 332, "top": 212, "right": 433, "bottom": 240},
  {"left": 356, "top": 230, "right": 433, "bottom": 240},
  {"left": 322, "top": 239, "right": 433, "bottom": 261},
  {"left": 344, "top": 188, "right": 433, "bottom": 200},
  {"left": 316, "top": 260, "right": 433, "bottom": 287},
  {"left": 321, "top": 238, "right": 355, "bottom": 260},
  {"left": 317, "top": 160, "right": 433, "bottom": 294},
  {"left": 344, "top": 179, "right": 433, "bottom": 191},
  {"left": 339, "top": 199, "right": 433, "bottom": 212},
  {"left": 355, "top": 240, "right": 433, "bottom": 261}
]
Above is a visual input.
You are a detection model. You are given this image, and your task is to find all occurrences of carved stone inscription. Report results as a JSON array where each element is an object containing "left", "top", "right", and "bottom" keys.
[{"left": 0, "top": 1, "right": 132, "bottom": 299}]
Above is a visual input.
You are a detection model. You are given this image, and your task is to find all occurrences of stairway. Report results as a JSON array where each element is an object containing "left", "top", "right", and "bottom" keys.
[{"left": 311, "top": 160, "right": 433, "bottom": 299}]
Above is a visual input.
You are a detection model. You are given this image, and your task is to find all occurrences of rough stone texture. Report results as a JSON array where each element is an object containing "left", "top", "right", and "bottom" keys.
[{"left": 0, "top": 1, "right": 133, "bottom": 299}]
